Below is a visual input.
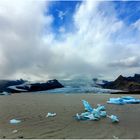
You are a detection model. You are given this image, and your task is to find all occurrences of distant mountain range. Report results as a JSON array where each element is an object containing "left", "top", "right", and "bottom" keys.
[
  {"left": 102, "top": 74, "right": 140, "bottom": 92},
  {"left": 0, "top": 79, "right": 64, "bottom": 93},
  {"left": 0, "top": 74, "right": 140, "bottom": 94}
]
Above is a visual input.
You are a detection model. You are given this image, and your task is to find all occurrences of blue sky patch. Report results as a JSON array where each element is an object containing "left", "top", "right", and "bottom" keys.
[
  {"left": 114, "top": 1, "right": 140, "bottom": 25},
  {"left": 47, "top": 1, "right": 82, "bottom": 36},
  {"left": 45, "top": 1, "right": 140, "bottom": 36}
]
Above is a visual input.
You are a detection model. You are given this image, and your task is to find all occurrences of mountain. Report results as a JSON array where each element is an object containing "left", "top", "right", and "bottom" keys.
[
  {"left": 102, "top": 74, "right": 140, "bottom": 91},
  {"left": 0, "top": 79, "right": 26, "bottom": 92},
  {"left": 0, "top": 79, "right": 64, "bottom": 93}
]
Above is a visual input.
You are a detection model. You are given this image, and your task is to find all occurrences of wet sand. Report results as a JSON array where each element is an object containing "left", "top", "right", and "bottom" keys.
[{"left": 0, "top": 93, "right": 140, "bottom": 139}]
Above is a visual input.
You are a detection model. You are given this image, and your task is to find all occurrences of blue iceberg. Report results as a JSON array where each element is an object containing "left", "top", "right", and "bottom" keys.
[
  {"left": 75, "top": 100, "right": 119, "bottom": 123},
  {"left": 82, "top": 100, "right": 94, "bottom": 113},
  {"left": 107, "top": 96, "right": 140, "bottom": 105}
]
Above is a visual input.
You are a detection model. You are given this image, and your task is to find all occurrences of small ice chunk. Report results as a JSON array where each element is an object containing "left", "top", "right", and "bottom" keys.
[
  {"left": 10, "top": 119, "right": 21, "bottom": 124},
  {"left": 121, "top": 96, "right": 134, "bottom": 100},
  {"left": 96, "top": 104, "right": 106, "bottom": 111},
  {"left": 92, "top": 109, "right": 100, "bottom": 119},
  {"left": 84, "top": 113, "right": 99, "bottom": 121},
  {"left": 46, "top": 112, "right": 56, "bottom": 117},
  {"left": 99, "top": 111, "right": 107, "bottom": 117},
  {"left": 108, "top": 115, "right": 119, "bottom": 123},
  {"left": 75, "top": 113, "right": 88, "bottom": 120},
  {"left": 82, "top": 100, "right": 93, "bottom": 113},
  {"left": 12, "top": 130, "right": 18, "bottom": 133},
  {"left": 113, "top": 135, "right": 119, "bottom": 139},
  {"left": 76, "top": 113, "right": 80, "bottom": 120}
]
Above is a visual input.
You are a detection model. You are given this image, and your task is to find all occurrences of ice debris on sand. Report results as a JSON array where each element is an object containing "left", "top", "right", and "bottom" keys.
[
  {"left": 12, "top": 130, "right": 18, "bottom": 133},
  {"left": 107, "top": 96, "right": 140, "bottom": 105},
  {"left": 75, "top": 100, "right": 119, "bottom": 123},
  {"left": 46, "top": 112, "right": 56, "bottom": 117},
  {"left": 10, "top": 119, "right": 21, "bottom": 124},
  {"left": 113, "top": 135, "right": 119, "bottom": 139},
  {"left": 107, "top": 115, "right": 119, "bottom": 123}
]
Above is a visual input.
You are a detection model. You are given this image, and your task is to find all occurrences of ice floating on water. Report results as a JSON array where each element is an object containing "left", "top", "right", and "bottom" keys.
[
  {"left": 10, "top": 119, "right": 21, "bottom": 124},
  {"left": 107, "top": 96, "right": 140, "bottom": 105},
  {"left": 46, "top": 112, "right": 56, "bottom": 117}
]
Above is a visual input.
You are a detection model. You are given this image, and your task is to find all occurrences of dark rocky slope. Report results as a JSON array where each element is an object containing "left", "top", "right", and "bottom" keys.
[
  {"left": 102, "top": 74, "right": 140, "bottom": 91},
  {"left": 0, "top": 79, "right": 64, "bottom": 93},
  {"left": 0, "top": 79, "right": 26, "bottom": 92}
]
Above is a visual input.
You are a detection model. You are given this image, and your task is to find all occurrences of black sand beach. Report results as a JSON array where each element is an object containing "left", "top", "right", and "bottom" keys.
[{"left": 0, "top": 93, "right": 140, "bottom": 139}]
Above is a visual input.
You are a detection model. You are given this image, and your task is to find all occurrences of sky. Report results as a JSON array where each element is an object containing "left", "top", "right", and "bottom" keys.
[{"left": 0, "top": 0, "right": 140, "bottom": 81}]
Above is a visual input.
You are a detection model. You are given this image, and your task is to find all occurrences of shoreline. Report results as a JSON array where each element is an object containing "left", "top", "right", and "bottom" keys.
[
  {"left": 111, "top": 90, "right": 140, "bottom": 94},
  {"left": 0, "top": 93, "right": 140, "bottom": 139}
]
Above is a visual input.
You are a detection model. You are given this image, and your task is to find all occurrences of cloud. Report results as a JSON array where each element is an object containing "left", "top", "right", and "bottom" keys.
[
  {"left": 108, "top": 56, "right": 140, "bottom": 68},
  {"left": 0, "top": 0, "right": 140, "bottom": 81},
  {"left": 53, "top": 1, "right": 140, "bottom": 79},
  {"left": 0, "top": 0, "right": 53, "bottom": 80},
  {"left": 133, "top": 19, "right": 140, "bottom": 31},
  {"left": 56, "top": 10, "right": 67, "bottom": 20}
]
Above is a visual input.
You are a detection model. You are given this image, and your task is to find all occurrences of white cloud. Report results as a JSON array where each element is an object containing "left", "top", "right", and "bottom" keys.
[
  {"left": 52, "top": 1, "right": 140, "bottom": 79},
  {"left": 109, "top": 56, "right": 140, "bottom": 67},
  {"left": 0, "top": 0, "right": 140, "bottom": 81},
  {"left": 0, "top": 0, "right": 53, "bottom": 80},
  {"left": 56, "top": 10, "right": 67, "bottom": 20},
  {"left": 133, "top": 19, "right": 140, "bottom": 31}
]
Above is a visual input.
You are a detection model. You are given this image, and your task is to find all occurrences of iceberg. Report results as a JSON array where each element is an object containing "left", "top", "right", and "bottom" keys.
[
  {"left": 75, "top": 100, "right": 119, "bottom": 124},
  {"left": 82, "top": 100, "right": 94, "bottom": 113},
  {"left": 107, "top": 96, "right": 140, "bottom": 105}
]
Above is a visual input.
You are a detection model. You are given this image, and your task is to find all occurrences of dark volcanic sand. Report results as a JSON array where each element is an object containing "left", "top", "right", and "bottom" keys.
[{"left": 0, "top": 93, "right": 140, "bottom": 139}]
